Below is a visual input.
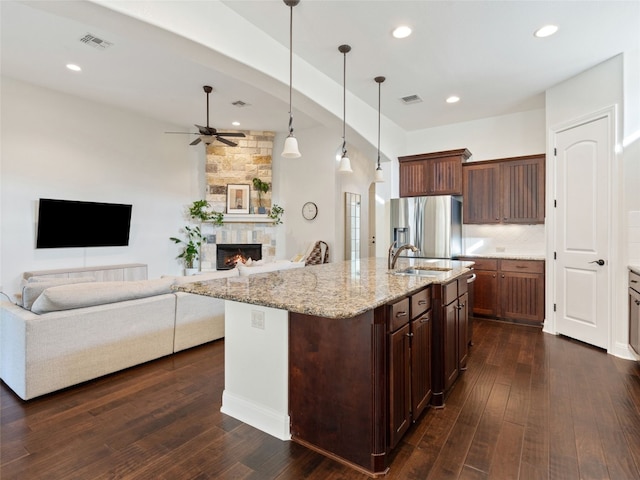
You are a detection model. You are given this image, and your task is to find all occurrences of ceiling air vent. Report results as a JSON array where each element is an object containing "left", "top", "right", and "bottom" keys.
[
  {"left": 232, "top": 100, "right": 249, "bottom": 107},
  {"left": 401, "top": 94, "right": 423, "bottom": 105},
  {"left": 79, "top": 33, "right": 113, "bottom": 50}
]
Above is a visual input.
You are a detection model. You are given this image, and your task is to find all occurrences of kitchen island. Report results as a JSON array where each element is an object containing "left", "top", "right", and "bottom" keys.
[{"left": 176, "top": 257, "right": 473, "bottom": 476}]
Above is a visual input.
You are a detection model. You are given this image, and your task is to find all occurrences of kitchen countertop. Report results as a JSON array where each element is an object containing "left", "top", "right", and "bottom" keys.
[
  {"left": 174, "top": 257, "right": 474, "bottom": 319},
  {"left": 458, "top": 253, "right": 546, "bottom": 261}
]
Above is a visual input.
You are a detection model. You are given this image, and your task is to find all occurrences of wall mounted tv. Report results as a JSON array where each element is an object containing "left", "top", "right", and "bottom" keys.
[{"left": 36, "top": 198, "right": 133, "bottom": 248}]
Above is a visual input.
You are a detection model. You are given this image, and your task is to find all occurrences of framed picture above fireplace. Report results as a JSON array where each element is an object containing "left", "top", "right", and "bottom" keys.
[{"left": 226, "top": 184, "right": 250, "bottom": 214}]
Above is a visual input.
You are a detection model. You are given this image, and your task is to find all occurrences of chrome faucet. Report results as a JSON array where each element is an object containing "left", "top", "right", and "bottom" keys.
[{"left": 388, "top": 241, "right": 419, "bottom": 269}]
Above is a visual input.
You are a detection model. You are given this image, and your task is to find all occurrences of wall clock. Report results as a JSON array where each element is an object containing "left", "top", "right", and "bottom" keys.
[{"left": 302, "top": 202, "right": 318, "bottom": 220}]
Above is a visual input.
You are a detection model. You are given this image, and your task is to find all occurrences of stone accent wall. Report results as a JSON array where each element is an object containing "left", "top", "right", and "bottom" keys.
[
  {"left": 205, "top": 130, "right": 274, "bottom": 213},
  {"left": 200, "top": 130, "right": 278, "bottom": 270}
]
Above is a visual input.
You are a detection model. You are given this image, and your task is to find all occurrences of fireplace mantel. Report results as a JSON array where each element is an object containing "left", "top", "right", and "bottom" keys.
[{"left": 208, "top": 214, "right": 273, "bottom": 224}]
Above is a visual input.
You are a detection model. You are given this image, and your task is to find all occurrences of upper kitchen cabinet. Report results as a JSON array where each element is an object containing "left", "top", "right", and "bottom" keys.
[
  {"left": 462, "top": 154, "right": 545, "bottom": 224},
  {"left": 399, "top": 148, "right": 472, "bottom": 197}
]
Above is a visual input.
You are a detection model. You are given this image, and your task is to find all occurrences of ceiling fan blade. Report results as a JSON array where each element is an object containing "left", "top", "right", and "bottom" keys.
[
  {"left": 216, "top": 136, "right": 237, "bottom": 147},
  {"left": 216, "top": 132, "right": 246, "bottom": 138},
  {"left": 190, "top": 137, "right": 202, "bottom": 146},
  {"left": 165, "top": 131, "right": 197, "bottom": 135}
]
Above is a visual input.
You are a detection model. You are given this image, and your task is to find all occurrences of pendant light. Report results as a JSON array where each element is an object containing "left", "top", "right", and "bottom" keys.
[
  {"left": 338, "top": 44, "right": 353, "bottom": 173},
  {"left": 281, "top": 0, "right": 301, "bottom": 158},
  {"left": 374, "top": 76, "right": 385, "bottom": 183}
]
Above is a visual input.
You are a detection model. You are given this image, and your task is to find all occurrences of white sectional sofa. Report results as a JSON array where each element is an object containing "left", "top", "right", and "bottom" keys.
[
  {"left": 0, "top": 265, "right": 238, "bottom": 400},
  {"left": 0, "top": 261, "right": 305, "bottom": 401}
]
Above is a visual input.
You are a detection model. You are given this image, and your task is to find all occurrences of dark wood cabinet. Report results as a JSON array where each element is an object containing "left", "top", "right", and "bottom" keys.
[
  {"left": 629, "top": 271, "right": 640, "bottom": 356},
  {"left": 459, "top": 257, "right": 545, "bottom": 325},
  {"left": 387, "top": 287, "right": 432, "bottom": 449},
  {"left": 462, "top": 154, "right": 545, "bottom": 224},
  {"left": 399, "top": 148, "right": 471, "bottom": 197},
  {"left": 431, "top": 277, "right": 468, "bottom": 407}
]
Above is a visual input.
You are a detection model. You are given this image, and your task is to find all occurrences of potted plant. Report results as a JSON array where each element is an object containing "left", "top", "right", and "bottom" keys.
[
  {"left": 188, "top": 199, "right": 224, "bottom": 225},
  {"left": 269, "top": 204, "right": 284, "bottom": 225},
  {"left": 252, "top": 178, "right": 270, "bottom": 214},
  {"left": 170, "top": 225, "right": 205, "bottom": 275}
]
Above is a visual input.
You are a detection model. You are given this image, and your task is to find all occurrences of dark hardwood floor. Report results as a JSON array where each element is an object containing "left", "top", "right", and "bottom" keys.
[{"left": 2, "top": 318, "right": 640, "bottom": 479}]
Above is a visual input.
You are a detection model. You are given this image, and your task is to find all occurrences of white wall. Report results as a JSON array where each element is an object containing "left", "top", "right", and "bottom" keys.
[
  {"left": 0, "top": 77, "right": 199, "bottom": 297},
  {"left": 545, "top": 54, "right": 629, "bottom": 357}
]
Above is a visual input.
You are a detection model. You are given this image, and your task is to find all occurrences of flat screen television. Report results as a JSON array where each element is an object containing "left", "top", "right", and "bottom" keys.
[{"left": 36, "top": 198, "right": 132, "bottom": 248}]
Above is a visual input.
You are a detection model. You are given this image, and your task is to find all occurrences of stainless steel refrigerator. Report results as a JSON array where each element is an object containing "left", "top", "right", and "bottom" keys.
[{"left": 390, "top": 195, "right": 462, "bottom": 259}]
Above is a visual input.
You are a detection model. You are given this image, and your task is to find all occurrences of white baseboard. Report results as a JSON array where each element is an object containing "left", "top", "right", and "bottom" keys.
[{"left": 221, "top": 390, "right": 291, "bottom": 441}]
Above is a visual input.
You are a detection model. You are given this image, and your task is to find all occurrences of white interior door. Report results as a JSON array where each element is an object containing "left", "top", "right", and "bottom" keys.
[{"left": 554, "top": 115, "right": 611, "bottom": 349}]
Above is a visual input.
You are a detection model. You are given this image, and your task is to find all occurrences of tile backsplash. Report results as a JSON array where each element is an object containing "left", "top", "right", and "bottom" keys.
[{"left": 463, "top": 224, "right": 545, "bottom": 256}]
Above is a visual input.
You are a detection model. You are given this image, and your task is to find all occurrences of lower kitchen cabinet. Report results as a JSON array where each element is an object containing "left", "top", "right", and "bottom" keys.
[
  {"left": 431, "top": 276, "right": 468, "bottom": 407},
  {"left": 387, "top": 287, "right": 432, "bottom": 450},
  {"left": 459, "top": 257, "right": 545, "bottom": 325}
]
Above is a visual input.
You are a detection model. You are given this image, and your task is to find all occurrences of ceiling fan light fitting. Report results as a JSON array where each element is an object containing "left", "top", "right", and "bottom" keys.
[
  {"left": 374, "top": 165, "right": 384, "bottom": 183},
  {"left": 282, "top": 134, "right": 301, "bottom": 158}
]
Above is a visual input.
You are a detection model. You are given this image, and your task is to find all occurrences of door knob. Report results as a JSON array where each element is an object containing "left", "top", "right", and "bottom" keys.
[{"left": 589, "top": 259, "right": 605, "bottom": 266}]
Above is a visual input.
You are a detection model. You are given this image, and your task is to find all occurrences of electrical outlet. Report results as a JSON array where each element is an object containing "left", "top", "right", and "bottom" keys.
[{"left": 251, "top": 310, "right": 265, "bottom": 330}]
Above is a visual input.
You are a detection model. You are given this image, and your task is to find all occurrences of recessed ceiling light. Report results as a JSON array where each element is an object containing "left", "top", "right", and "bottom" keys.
[
  {"left": 446, "top": 96, "right": 460, "bottom": 104},
  {"left": 392, "top": 25, "right": 412, "bottom": 39},
  {"left": 534, "top": 24, "right": 558, "bottom": 38},
  {"left": 66, "top": 64, "right": 82, "bottom": 72},
  {"left": 232, "top": 121, "right": 240, "bottom": 126}
]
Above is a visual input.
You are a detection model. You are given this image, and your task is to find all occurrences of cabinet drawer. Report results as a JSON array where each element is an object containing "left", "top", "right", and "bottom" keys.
[
  {"left": 411, "top": 287, "right": 431, "bottom": 318},
  {"left": 442, "top": 280, "right": 458, "bottom": 306},
  {"left": 631, "top": 270, "right": 640, "bottom": 293},
  {"left": 389, "top": 298, "right": 410, "bottom": 332},
  {"left": 470, "top": 258, "right": 498, "bottom": 271},
  {"left": 500, "top": 259, "right": 544, "bottom": 274}
]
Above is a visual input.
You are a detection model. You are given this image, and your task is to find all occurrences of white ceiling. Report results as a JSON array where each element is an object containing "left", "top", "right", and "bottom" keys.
[{"left": 2, "top": 0, "right": 639, "bottom": 137}]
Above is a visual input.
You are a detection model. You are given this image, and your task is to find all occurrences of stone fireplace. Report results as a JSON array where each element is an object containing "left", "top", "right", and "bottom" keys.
[{"left": 216, "top": 243, "right": 262, "bottom": 270}]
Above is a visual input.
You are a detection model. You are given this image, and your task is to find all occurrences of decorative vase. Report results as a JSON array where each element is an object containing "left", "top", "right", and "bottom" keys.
[{"left": 258, "top": 206, "right": 266, "bottom": 214}]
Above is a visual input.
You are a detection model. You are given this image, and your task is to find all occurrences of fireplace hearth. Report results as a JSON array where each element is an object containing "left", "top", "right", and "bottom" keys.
[{"left": 216, "top": 243, "right": 262, "bottom": 270}]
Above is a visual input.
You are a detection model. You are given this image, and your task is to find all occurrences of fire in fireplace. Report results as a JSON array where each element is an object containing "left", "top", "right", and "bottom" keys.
[{"left": 216, "top": 243, "right": 262, "bottom": 270}]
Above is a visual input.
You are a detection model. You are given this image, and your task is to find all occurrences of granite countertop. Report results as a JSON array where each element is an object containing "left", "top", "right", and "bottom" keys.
[
  {"left": 174, "top": 257, "right": 474, "bottom": 319},
  {"left": 630, "top": 265, "right": 640, "bottom": 275},
  {"left": 458, "top": 253, "right": 546, "bottom": 261}
]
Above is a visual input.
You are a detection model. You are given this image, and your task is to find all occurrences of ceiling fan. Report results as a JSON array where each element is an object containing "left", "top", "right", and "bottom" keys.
[{"left": 166, "top": 85, "right": 246, "bottom": 146}]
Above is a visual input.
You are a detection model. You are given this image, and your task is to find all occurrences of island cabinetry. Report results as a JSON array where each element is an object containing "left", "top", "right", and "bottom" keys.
[
  {"left": 387, "top": 286, "right": 433, "bottom": 450},
  {"left": 431, "top": 277, "right": 468, "bottom": 407},
  {"left": 458, "top": 257, "right": 545, "bottom": 324},
  {"left": 399, "top": 148, "right": 472, "bottom": 197},
  {"left": 462, "top": 154, "right": 545, "bottom": 224},
  {"left": 289, "top": 308, "right": 389, "bottom": 476}
]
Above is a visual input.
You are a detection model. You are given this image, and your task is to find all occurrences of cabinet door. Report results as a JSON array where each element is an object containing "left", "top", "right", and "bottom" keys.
[
  {"left": 629, "top": 287, "right": 640, "bottom": 355},
  {"left": 410, "top": 312, "right": 432, "bottom": 421},
  {"left": 457, "top": 292, "right": 469, "bottom": 371},
  {"left": 443, "top": 301, "right": 459, "bottom": 392},
  {"left": 430, "top": 156, "right": 463, "bottom": 195},
  {"left": 388, "top": 323, "right": 411, "bottom": 449},
  {"left": 499, "top": 271, "right": 545, "bottom": 323},
  {"left": 399, "top": 160, "right": 428, "bottom": 197},
  {"left": 463, "top": 163, "right": 501, "bottom": 223},
  {"left": 501, "top": 156, "right": 545, "bottom": 224},
  {"left": 473, "top": 270, "right": 498, "bottom": 317}
]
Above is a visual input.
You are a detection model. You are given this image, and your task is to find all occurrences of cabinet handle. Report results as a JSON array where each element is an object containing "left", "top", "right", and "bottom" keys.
[
  {"left": 632, "top": 279, "right": 638, "bottom": 283},
  {"left": 502, "top": 274, "right": 505, "bottom": 278},
  {"left": 419, "top": 315, "right": 430, "bottom": 323},
  {"left": 636, "top": 300, "right": 640, "bottom": 306},
  {"left": 515, "top": 265, "right": 527, "bottom": 269},
  {"left": 418, "top": 300, "right": 427, "bottom": 305},
  {"left": 492, "top": 274, "right": 496, "bottom": 278},
  {"left": 396, "top": 311, "right": 408, "bottom": 318},
  {"left": 405, "top": 332, "right": 414, "bottom": 338}
]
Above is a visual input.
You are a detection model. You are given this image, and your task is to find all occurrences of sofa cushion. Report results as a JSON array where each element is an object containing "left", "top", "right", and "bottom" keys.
[
  {"left": 31, "top": 278, "right": 174, "bottom": 314},
  {"left": 22, "top": 276, "right": 96, "bottom": 310},
  {"left": 163, "top": 269, "right": 239, "bottom": 285}
]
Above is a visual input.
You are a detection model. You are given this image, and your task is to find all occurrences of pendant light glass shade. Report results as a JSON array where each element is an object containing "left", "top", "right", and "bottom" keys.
[
  {"left": 374, "top": 76, "right": 386, "bottom": 182},
  {"left": 338, "top": 44, "right": 352, "bottom": 173},
  {"left": 281, "top": 0, "right": 301, "bottom": 158},
  {"left": 282, "top": 134, "right": 301, "bottom": 158}
]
